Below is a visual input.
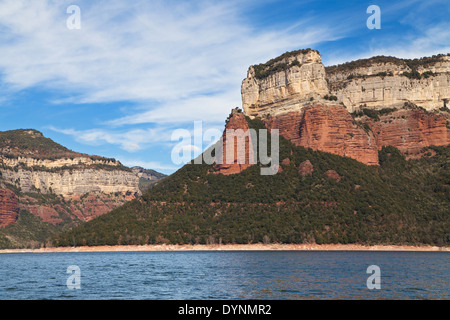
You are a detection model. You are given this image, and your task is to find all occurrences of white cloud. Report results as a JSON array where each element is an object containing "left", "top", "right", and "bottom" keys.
[
  {"left": 48, "top": 120, "right": 224, "bottom": 153},
  {"left": 47, "top": 126, "right": 174, "bottom": 152},
  {"left": 118, "top": 158, "right": 179, "bottom": 172},
  {"left": 0, "top": 0, "right": 343, "bottom": 127}
]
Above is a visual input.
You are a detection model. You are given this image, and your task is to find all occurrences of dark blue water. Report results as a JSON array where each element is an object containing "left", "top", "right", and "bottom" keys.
[{"left": 0, "top": 251, "right": 448, "bottom": 300}]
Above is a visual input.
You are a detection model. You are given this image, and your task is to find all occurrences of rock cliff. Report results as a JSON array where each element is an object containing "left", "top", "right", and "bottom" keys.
[
  {"left": 240, "top": 50, "right": 450, "bottom": 166},
  {"left": 327, "top": 55, "right": 450, "bottom": 112},
  {"left": 357, "top": 107, "right": 450, "bottom": 154},
  {"left": 213, "top": 110, "right": 255, "bottom": 175},
  {"left": 242, "top": 51, "right": 450, "bottom": 117},
  {"left": 242, "top": 49, "right": 328, "bottom": 118},
  {"left": 0, "top": 129, "right": 140, "bottom": 197},
  {"left": 0, "top": 189, "right": 19, "bottom": 227},
  {"left": 0, "top": 167, "right": 140, "bottom": 196},
  {"left": 0, "top": 129, "right": 165, "bottom": 227}
]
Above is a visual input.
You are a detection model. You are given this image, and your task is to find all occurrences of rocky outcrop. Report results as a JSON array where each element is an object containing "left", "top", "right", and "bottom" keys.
[
  {"left": 242, "top": 49, "right": 328, "bottom": 118},
  {"left": 297, "top": 105, "right": 379, "bottom": 165},
  {"left": 324, "top": 170, "right": 341, "bottom": 182},
  {"left": 330, "top": 72, "right": 450, "bottom": 112},
  {"left": 298, "top": 160, "right": 314, "bottom": 176},
  {"left": 242, "top": 51, "right": 450, "bottom": 117},
  {"left": 361, "top": 108, "right": 450, "bottom": 154},
  {"left": 1, "top": 156, "right": 120, "bottom": 169},
  {"left": 213, "top": 111, "right": 255, "bottom": 175},
  {"left": 0, "top": 129, "right": 141, "bottom": 197},
  {"left": 327, "top": 56, "right": 450, "bottom": 112},
  {"left": 0, "top": 189, "right": 19, "bottom": 227},
  {"left": 18, "top": 193, "right": 131, "bottom": 224},
  {"left": 264, "top": 111, "right": 305, "bottom": 145}
]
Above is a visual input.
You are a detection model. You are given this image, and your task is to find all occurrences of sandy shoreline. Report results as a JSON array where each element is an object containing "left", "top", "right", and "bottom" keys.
[{"left": 1, "top": 243, "right": 449, "bottom": 254}]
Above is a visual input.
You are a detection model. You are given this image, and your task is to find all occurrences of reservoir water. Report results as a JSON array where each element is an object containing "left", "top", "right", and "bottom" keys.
[{"left": 0, "top": 251, "right": 448, "bottom": 300}]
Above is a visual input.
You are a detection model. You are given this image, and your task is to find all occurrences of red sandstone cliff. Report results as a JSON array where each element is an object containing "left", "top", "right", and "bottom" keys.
[
  {"left": 16, "top": 193, "right": 133, "bottom": 225},
  {"left": 265, "top": 105, "right": 380, "bottom": 166},
  {"left": 263, "top": 105, "right": 450, "bottom": 166},
  {"left": 363, "top": 108, "right": 450, "bottom": 154},
  {"left": 214, "top": 111, "right": 255, "bottom": 175},
  {"left": 0, "top": 189, "right": 19, "bottom": 227}
]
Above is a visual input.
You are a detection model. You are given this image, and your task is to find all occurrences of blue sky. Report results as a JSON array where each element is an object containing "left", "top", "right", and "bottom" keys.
[{"left": 0, "top": 0, "right": 449, "bottom": 174}]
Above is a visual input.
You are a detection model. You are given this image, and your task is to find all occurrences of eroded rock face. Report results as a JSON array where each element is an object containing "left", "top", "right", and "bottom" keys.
[
  {"left": 242, "top": 50, "right": 328, "bottom": 118},
  {"left": 264, "top": 111, "right": 305, "bottom": 145},
  {"left": 242, "top": 51, "right": 450, "bottom": 117},
  {"left": 331, "top": 73, "right": 450, "bottom": 112},
  {"left": 363, "top": 108, "right": 450, "bottom": 153},
  {"left": 0, "top": 129, "right": 167, "bottom": 228},
  {"left": 241, "top": 50, "right": 450, "bottom": 166},
  {"left": 214, "top": 112, "right": 255, "bottom": 175},
  {"left": 298, "top": 105, "right": 379, "bottom": 165},
  {"left": 0, "top": 189, "right": 19, "bottom": 227},
  {"left": 265, "top": 105, "right": 380, "bottom": 166},
  {"left": 17, "top": 192, "right": 135, "bottom": 225},
  {"left": 326, "top": 56, "right": 450, "bottom": 112}
]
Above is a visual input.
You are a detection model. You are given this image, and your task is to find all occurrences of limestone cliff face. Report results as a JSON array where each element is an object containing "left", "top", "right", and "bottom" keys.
[
  {"left": 242, "top": 52, "right": 450, "bottom": 117},
  {"left": 1, "top": 156, "right": 120, "bottom": 169},
  {"left": 0, "top": 167, "right": 140, "bottom": 196},
  {"left": 213, "top": 111, "right": 255, "bottom": 175},
  {"left": 242, "top": 50, "right": 328, "bottom": 118},
  {"left": 328, "top": 56, "right": 450, "bottom": 112},
  {"left": 330, "top": 72, "right": 450, "bottom": 112},
  {"left": 0, "top": 189, "right": 19, "bottom": 227},
  {"left": 0, "top": 130, "right": 141, "bottom": 197}
]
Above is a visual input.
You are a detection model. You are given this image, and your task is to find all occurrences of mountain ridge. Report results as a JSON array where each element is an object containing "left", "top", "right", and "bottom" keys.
[{"left": 0, "top": 129, "right": 166, "bottom": 248}]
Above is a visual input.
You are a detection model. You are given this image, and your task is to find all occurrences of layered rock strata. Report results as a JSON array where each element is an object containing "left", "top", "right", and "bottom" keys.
[
  {"left": 265, "top": 105, "right": 380, "bottom": 165},
  {"left": 242, "top": 49, "right": 328, "bottom": 118},
  {"left": 0, "top": 189, "right": 19, "bottom": 227},
  {"left": 242, "top": 51, "right": 450, "bottom": 116},
  {"left": 240, "top": 50, "right": 450, "bottom": 166},
  {"left": 0, "top": 168, "right": 140, "bottom": 196},
  {"left": 360, "top": 108, "right": 450, "bottom": 154}
]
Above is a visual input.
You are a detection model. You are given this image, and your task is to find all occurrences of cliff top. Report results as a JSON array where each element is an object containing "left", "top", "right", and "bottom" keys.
[
  {"left": 250, "top": 48, "right": 320, "bottom": 79},
  {"left": 0, "top": 129, "right": 113, "bottom": 163},
  {"left": 325, "top": 54, "right": 450, "bottom": 74}
]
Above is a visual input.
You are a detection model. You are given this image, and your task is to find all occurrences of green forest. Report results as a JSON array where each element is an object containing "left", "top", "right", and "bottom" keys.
[{"left": 52, "top": 117, "right": 450, "bottom": 248}]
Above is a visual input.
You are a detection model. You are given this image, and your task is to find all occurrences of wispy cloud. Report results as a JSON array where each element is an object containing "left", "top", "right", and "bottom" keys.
[
  {"left": 47, "top": 126, "right": 173, "bottom": 152},
  {"left": 118, "top": 158, "right": 179, "bottom": 172},
  {"left": 0, "top": 0, "right": 344, "bottom": 127}
]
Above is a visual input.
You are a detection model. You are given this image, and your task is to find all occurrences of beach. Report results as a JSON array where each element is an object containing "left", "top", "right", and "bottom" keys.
[{"left": 1, "top": 243, "right": 448, "bottom": 254}]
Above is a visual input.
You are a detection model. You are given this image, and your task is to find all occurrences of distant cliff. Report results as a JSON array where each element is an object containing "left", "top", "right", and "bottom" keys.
[
  {"left": 0, "top": 129, "right": 140, "bottom": 197},
  {"left": 0, "top": 129, "right": 165, "bottom": 235}
]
